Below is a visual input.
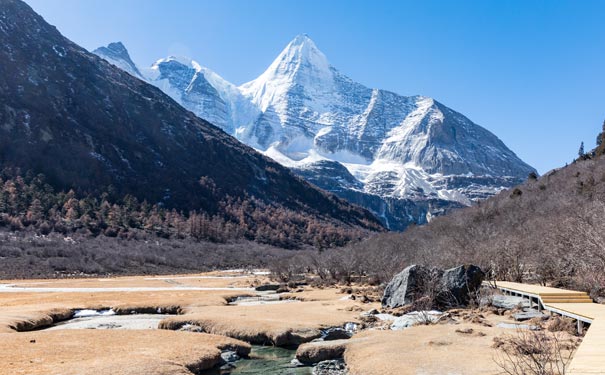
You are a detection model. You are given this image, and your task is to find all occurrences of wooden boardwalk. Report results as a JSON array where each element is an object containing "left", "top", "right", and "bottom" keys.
[{"left": 492, "top": 281, "right": 605, "bottom": 374}]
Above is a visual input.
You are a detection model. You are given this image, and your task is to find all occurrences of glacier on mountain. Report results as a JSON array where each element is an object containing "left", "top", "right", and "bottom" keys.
[{"left": 93, "top": 35, "right": 536, "bottom": 230}]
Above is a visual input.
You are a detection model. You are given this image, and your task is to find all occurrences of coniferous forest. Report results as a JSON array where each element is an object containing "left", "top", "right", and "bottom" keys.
[{"left": 0, "top": 168, "right": 371, "bottom": 278}]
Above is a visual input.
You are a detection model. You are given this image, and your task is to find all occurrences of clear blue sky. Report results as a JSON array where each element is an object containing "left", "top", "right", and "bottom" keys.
[{"left": 25, "top": 0, "right": 605, "bottom": 173}]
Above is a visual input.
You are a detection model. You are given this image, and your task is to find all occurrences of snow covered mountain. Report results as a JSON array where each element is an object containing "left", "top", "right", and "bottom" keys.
[
  {"left": 93, "top": 42, "right": 143, "bottom": 79},
  {"left": 94, "top": 36, "right": 535, "bottom": 229},
  {"left": 138, "top": 56, "right": 259, "bottom": 136}
]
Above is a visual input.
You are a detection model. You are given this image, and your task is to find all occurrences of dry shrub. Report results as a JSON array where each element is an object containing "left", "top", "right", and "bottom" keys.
[
  {"left": 453, "top": 309, "right": 493, "bottom": 327},
  {"left": 493, "top": 330, "right": 578, "bottom": 375},
  {"left": 455, "top": 328, "right": 474, "bottom": 335},
  {"left": 544, "top": 317, "right": 577, "bottom": 336},
  {"left": 428, "top": 340, "right": 452, "bottom": 346}
]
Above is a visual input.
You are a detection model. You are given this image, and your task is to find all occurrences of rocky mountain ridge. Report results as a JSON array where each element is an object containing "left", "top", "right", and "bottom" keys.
[{"left": 95, "top": 35, "right": 535, "bottom": 229}]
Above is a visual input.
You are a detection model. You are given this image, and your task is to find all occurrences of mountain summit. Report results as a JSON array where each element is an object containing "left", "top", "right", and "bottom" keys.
[
  {"left": 94, "top": 35, "right": 536, "bottom": 229},
  {"left": 240, "top": 34, "right": 334, "bottom": 114},
  {"left": 0, "top": 0, "right": 382, "bottom": 246},
  {"left": 93, "top": 41, "right": 143, "bottom": 79}
]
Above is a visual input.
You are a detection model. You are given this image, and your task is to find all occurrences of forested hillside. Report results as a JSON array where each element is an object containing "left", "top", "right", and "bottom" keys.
[{"left": 0, "top": 169, "right": 367, "bottom": 250}]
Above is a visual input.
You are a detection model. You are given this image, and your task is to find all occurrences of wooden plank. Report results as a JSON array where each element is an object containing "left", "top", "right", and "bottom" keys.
[
  {"left": 494, "top": 281, "right": 587, "bottom": 296},
  {"left": 492, "top": 281, "right": 605, "bottom": 375},
  {"left": 568, "top": 319, "right": 605, "bottom": 374}
]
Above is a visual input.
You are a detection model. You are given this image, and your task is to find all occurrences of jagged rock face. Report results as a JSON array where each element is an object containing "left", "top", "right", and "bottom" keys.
[
  {"left": 94, "top": 34, "right": 536, "bottom": 229},
  {"left": 292, "top": 160, "right": 464, "bottom": 230},
  {"left": 293, "top": 160, "right": 364, "bottom": 193},
  {"left": 0, "top": 0, "right": 382, "bottom": 232}
]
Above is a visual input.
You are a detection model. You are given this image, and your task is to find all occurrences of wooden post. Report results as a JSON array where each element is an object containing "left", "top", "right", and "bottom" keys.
[{"left": 577, "top": 320, "right": 584, "bottom": 335}]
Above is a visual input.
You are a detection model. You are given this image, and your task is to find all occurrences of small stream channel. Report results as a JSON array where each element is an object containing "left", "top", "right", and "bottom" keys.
[{"left": 41, "top": 309, "right": 315, "bottom": 375}]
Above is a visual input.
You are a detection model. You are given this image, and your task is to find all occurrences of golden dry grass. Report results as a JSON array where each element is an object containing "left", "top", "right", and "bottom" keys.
[
  {"left": 296, "top": 338, "right": 350, "bottom": 364},
  {"left": 346, "top": 322, "right": 504, "bottom": 375},
  {"left": 0, "top": 271, "right": 268, "bottom": 334},
  {"left": 0, "top": 272, "right": 376, "bottom": 373},
  {"left": 281, "top": 287, "right": 351, "bottom": 301},
  {"left": 1, "top": 273, "right": 550, "bottom": 375},
  {"left": 343, "top": 309, "right": 580, "bottom": 375},
  {"left": 2, "top": 272, "right": 267, "bottom": 289},
  {"left": 0, "top": 330, "right": 250, "bottom": 375},
  {"left": 159, "top": 298, "right": 377, "bottom": 345}
]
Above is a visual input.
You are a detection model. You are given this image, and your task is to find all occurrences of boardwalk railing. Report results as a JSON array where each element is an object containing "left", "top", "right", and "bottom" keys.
[{"left": 490, "top": 281, "right": 605, "bottom": 375}]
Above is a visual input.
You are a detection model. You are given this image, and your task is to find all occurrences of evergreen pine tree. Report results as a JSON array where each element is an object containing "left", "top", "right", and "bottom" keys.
[
  {"left": 26, "top": 199, "right": 43, "bottom": 223},
  {"left": 597, "top": 120, "right": 605, "bottom": 152}
]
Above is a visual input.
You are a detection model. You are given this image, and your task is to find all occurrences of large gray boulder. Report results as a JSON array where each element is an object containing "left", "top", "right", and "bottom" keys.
[
  {"left": 513, "top": 309, "right": 549, "bottom": 322},
  {"left": 381, "top": 265, "right": 439, "bottom": 308},
  {"left": 438, "top": 265, "right": 485, "bottom": 307},
  {"left": 382, "top": 264, "right": 484, "bottom": 309},
  {"left": 491, "top": 294, "right": 529, "bottom": 310}
]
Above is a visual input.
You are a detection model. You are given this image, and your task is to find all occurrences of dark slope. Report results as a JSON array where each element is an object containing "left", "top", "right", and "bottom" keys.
[{"left": 0, "top": 0, "right": 382, "bottom": 237}]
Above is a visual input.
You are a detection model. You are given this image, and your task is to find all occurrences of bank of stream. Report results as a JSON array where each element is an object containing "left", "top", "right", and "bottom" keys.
[{"left": 40, "top": 309, "right": 318, "bottom": 375}]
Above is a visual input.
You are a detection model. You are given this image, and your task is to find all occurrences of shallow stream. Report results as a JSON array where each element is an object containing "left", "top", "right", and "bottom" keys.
[{"left": 203, "top": 345, "right": 312, "bottom": 375}]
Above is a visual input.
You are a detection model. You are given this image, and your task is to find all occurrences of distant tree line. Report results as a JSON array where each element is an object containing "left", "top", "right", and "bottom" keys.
[{"left": 0, "top": 168, "right": 366, "bottom": 250}]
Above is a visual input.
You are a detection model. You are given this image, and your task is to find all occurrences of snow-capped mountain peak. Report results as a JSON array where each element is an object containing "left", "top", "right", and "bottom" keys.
[
  {"left": 93, "top": 41, "right": 143, "bottom": 79},
  {"left": 93, "top": 37, "right": 536, "bottom": 231},
  {"left": 264, "top": 34, "right": 331, "bottom": 80},
  {"left": 239, "top": 34, "right": 335, "bottom": 113},
  {"left": 249, "top": 34, "right": 330, "bottom": 82},
  {"left": 144, "top": 55, "right": 203, "bottom": 81}
]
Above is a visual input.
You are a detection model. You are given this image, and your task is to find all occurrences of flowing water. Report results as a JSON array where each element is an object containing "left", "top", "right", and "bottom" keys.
[{"left": 204, "top": 346, "right": 312, "bottom": 375}]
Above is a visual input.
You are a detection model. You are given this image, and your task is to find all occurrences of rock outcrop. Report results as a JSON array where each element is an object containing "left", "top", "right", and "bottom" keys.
[
  {"left": 381, "top": 265, "right": 439, "bottom": 308},
  {"left": 382, "top": 264, "right": 485, "bottom": 309},
  {"left": 322, "top": 327, "right": 352, "bottom": 341},
  {"left": 438, "top": 265, "right": 485, "bottom": 307}
]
